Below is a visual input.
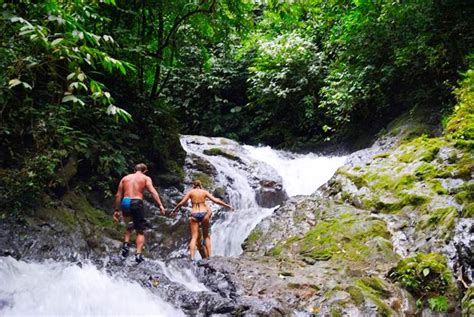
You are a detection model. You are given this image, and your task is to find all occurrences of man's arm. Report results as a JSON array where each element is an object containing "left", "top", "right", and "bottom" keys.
[
  {"left": 113, "top": 178, "right": 124, "bottom": 222},
  {"left": 145, "top": 177, "right": 165, "bottom": 215},
  {"left": 205, "top": 191, "right": 233, "bottom": 210}
]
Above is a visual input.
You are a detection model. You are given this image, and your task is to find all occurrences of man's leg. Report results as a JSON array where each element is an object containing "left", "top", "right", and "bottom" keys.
[
  {"left": 129, "top": 200, "right": 146, "bottom": 263},
  {"left": 121, "top": 216, "right": 132, "bottom": 257},
  {"left": 136, "top": 232, "right": 145, "bottom": 254},
  {"left": 123, "top": 216, "right": 132, "bottom": 242}
]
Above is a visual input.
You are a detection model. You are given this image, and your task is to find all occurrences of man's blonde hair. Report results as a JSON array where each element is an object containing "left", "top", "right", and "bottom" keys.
[{"left": 135, "top": 163, "right": 148, "bottom": 172}]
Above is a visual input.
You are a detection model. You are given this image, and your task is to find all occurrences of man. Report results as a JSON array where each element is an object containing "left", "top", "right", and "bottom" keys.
[{"left": 113, "top": 163, "right": 165, "bottom": 263}]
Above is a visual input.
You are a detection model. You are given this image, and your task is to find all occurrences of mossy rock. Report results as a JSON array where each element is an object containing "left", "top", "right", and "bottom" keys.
[
  {"left": 212, "top": 186, "right": 226, "bottom": 199},
  {"left": 243, "top": 229, "right": 263, "bottom": 250},
  {"left": 156, "top": 173, "right": 183, "bottom": 188},
  {"left": 191, "top": 172, "right": 213, "bottom": 189},
  {"left": 462, "top": 286, "right": 474, "bottom": 316},
  {"left": 353, "top": 277, "right": 394, "bottom": 316},
  {"left": 462, "top": 202, "right": 474, "bottom": 218},
  {"left": 203, "top": 148, "right": 241, "bottom": 162},
  {"left": 356, "top": 277, "right": 392, "bottom": 299},
  {"left": 291, "top": 212, "right": 393, "bottom": 263},
  {"left": 346, "top": 285, "right": 365, "bottom": 306},
  {"left": 362, "top": 173, "right": 416, "bottom": 192},
  {"left": 190, "top": 154, "right": 216, "bottom": 175},
  {"left": 36, "top": 204, "right": 76, "bottom": 229},
  {"left": 414, "top": 162, "right": 441, "bottom": 180},
  {"left": 369, "top": 192, "right": 430, "bottom": 213},
  {"left": 416, "top": 207, "right": 457, "bottom": 240},
  {"left": 396, "top": 136, "right": 445, "bottom": 163},
  {"left": 453, "top": 182, "right": 474, "bottom": 201},
  {"left": 62, "top": 192, "right": 122, "bottom": 241},
  {"left": 428, "top": 180, "right": 448, "bottom": 195},
  {"left": 268, "top": 243, "right": 283, "bottom": 257}
]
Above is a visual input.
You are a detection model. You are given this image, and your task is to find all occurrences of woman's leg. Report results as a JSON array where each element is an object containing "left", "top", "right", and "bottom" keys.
[
  {"left": 202, "top": 213, "right": 211, "bottom": 257},
  {"left": 196, "top": 227, "right": 207, "bottom": 259},
  {"left": 189, "top": 219, "right": 199, "bottom": 260}
]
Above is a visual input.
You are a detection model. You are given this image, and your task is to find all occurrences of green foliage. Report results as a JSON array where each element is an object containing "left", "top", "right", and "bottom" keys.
[
  {"left": 0, "top": 1, "right": 186, "bottom": 214},
  {"left": 389, "top": 253, "right": 453, "bottom": 299},
  {"left": 462, "top": 286, "right": 474, "bottom": 316},
  {"left": 445, "top": 64, "right": 474, "bottom": 151},
  {"left": 428, "top": 296, "right": 449, "bottom": 312},
  {"left": 173, "top": 1, "right": 473, "bottom": 149}
]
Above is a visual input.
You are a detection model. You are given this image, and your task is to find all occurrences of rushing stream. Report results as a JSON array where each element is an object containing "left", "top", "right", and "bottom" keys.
[
  {"left": 180, "top": 135, "right": 347, "bottom": 257},
  {"left": 0, "top": 135, "right": 348, "bottom": 316},
  {"left": 0, "top": 257, "right": 185, "bottom": 317}
]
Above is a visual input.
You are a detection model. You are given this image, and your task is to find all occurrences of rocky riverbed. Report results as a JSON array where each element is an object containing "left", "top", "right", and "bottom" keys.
[{"left": 0, "top": 108, "right": 472, "bottom": 316}]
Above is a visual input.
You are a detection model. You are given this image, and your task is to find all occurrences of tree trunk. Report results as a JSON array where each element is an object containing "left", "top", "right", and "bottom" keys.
[{"left": 150, "top": 1, "right": 164, "bottom": 98}]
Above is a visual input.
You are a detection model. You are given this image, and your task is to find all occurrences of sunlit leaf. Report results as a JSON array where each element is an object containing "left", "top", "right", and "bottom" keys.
[
  {"left": 51, "top": 38, "right": 63, "bottom": 46},
  {"left": 62, "top": 95, "right": 85, "bottom": 106},
  {"left": 8, "top": 79, "right": 22, "bottom": 88}
]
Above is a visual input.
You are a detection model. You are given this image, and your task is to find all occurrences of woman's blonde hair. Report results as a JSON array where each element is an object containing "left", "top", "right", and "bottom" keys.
[{"left": 192, "top": 180, "right": 202, "bottom": 189}]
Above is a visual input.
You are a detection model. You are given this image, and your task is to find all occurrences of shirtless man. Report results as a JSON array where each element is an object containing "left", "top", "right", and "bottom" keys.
[
  {"left": 172, "top": 180, "right": 232, "bottom": 260},
  {"left": 113, "top": 163, "right": 165, "bottom": 263}
]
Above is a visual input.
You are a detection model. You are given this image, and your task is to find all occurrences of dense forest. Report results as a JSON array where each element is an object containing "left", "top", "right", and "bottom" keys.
[{"left": 1, "top": 0, "right": 473, "bottom": 213}]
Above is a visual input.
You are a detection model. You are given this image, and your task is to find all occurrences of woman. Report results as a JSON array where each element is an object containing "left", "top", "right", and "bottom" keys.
[{"left": 172, "top": 180, "right": 233, "bottom": 260}]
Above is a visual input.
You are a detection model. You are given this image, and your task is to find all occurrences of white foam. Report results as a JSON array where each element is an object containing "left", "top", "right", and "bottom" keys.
[{"left": 0, "top": 257, "right": 184, "bottom": 317}]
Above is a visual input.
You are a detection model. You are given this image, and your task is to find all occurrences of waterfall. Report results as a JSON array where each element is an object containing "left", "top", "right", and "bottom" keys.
[
  {"left": 243, "top": 145, "right": 347, "bottom": 196},
  {"left": 0, "top": 257, "right": 184, "bottom": 317},
  {"left": 156, "top": 260, "right": 209, "bottom": 292},
  {"left": 180, "top": 135, "right": 347, "bottom": 257},
  {"left": 1, "top": 136, "right": 348, "bottom": 316}
]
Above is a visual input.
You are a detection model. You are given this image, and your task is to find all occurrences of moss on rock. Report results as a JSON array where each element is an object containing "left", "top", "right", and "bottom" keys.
[
  {"left": 244, "top": 229, "right": 263, "bottom": 248},
  {"left": 290, "top": 212, "right": 392, "bottom": 263},
  {"left": 191, "top": 172, "right": 213, "bottom": 189},
  {"left": 355, "top": 277, "right": 394, "bottom": 316},
  {"left": 62, "top": 192, "right": 122, "bottom": 241},
  {"left": 203, "top": 148, "right": 241, "bottom": 161},
  {"left": 416, "top": 207, "right": 457, "bottom": 240},
  {"left": 462, "top": 202, "right": 474, "bottom": 218},
  {"left": 462, "top": 286, "right": 474, "bottom": 316}
]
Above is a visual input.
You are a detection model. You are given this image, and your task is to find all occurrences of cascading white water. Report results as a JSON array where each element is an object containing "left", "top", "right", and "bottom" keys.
[
  {"left": 180, "top": 136, "right": 347, "bottom": 257},
  {"left": 180, "top": 136, "right": 274, "bottom": 256},
  {"left": 243, "top": 145, "right": 347, "bottom": 196},
  {"left": 156, "top": 260, "right": 208, "bottom": 292},
  {"left": 0, "top": 257, "right": 184, "bottom": 317}
]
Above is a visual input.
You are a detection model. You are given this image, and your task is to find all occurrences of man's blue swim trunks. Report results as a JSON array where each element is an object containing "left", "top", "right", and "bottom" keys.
[{"left": 121, "top": 197, "right": 145, "bottom": 233}]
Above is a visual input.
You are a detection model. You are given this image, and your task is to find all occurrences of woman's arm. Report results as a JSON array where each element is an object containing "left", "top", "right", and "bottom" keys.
[
  {"left": 206, "top": 191, "right": 233, "bottom": 210},
  {"left": 172, "top": 192, "right": 191, "bottom": 213}
]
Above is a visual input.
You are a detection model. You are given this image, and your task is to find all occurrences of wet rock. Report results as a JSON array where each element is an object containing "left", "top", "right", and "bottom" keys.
[{"left": 255, "top": 179, "right": 287, "bottom": 208}]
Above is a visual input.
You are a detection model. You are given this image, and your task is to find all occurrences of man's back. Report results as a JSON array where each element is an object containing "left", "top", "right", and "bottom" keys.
[{"left": 121, "top": 173, "right": 148, "bottom": 199}]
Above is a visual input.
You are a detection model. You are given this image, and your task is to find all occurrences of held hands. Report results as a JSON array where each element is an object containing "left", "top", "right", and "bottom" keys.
[
  {"left": 170, "top": 207, "right": 178, "bottom": 218},
  {"left": 159, "top": 205, "right": 166, "bottom": 216},
  {"left": 113, "top": 209, "right": 120, "bottom": 223}
]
